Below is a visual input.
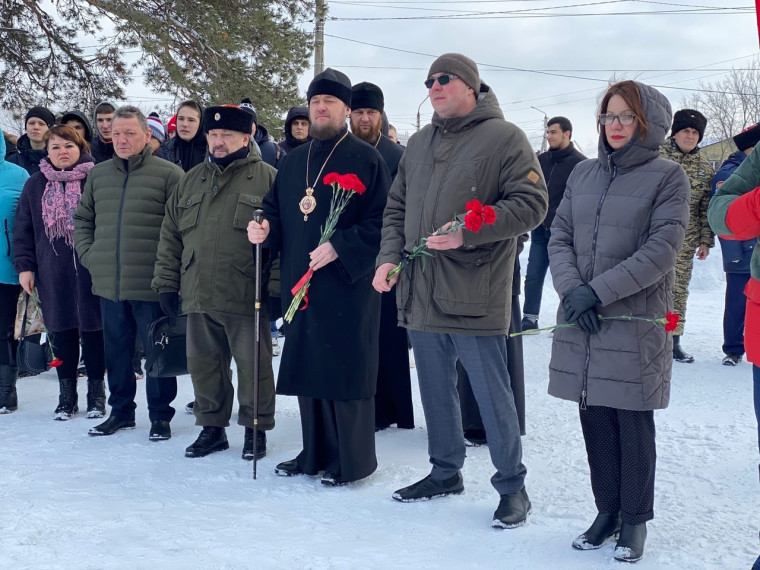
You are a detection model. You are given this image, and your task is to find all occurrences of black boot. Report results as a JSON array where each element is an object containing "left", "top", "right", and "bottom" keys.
[
  {"left": 54, "top": 378, "right": 79, "bottom": 421},
  {"left": 614, "top": 522, "right": 647, "bottom": 563},
  {"left": 242, "top": 428, "right": 266, "bottom": 460},
  {"left": 672, "top": 335, "right": 694, "bottom": 363},
  {"left": 86, "top": 378, "right": 106, "bottom": 419},
  {"left": 492, "top": 486, "right": 532, "bottom": 529},
  {"left": 392, "top": 471, "right": 464, "bottom": 502},
  {"left": 0, "top": 365, "right": 19, "bottom": 413},
  {"left": 185, "top": 426, "right": 229, "bottom": 458},
  {"left": 572, "top": 512, "right": 622, "bottom": 550}
]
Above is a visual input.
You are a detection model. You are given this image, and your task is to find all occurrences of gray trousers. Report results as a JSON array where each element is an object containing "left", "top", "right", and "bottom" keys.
[
  {"left": 187, "top": 310, "right": 275, "bottom": 430},
  {"left": 408, "top": 330, "right": 526, "bottom": 495}
]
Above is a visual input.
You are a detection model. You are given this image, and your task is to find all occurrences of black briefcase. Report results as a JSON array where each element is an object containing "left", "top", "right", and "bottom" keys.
[{"left": 145, "top": 315, "right": 188, "bottom": 378}]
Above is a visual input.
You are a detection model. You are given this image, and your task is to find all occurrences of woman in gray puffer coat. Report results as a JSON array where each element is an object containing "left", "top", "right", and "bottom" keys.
[{"left": 547, "top": 80, "right": 690, "bottom": 563}]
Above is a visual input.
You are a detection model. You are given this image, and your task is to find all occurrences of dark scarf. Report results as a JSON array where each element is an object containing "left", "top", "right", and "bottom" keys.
[{"left": 209, "top": 145, "right": 249, "bottom": 169}]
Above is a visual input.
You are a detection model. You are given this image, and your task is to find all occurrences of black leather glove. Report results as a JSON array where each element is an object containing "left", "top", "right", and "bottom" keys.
[
  {"left": 563, "top": 285, "right": 599, "bottom": 323},
  {"left": 159, "top": 292, "right": 180, "bottom": 319},
  {"left": 575, "top": 308, "right": 601, "bottom": 335}
]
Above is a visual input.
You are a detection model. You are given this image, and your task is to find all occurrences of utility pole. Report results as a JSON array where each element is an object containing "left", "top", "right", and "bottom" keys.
[
  {"left": 416, "top": 96, "right": 429, "bottom": 132},
  {"left": 314, "top": 0, "right": 326, "bottom": 77},
  {"left": 531, "top": 106, "right": 548, "bottom": 153}
]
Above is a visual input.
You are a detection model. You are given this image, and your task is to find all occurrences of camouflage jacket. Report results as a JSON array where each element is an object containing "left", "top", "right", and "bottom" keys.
[{"left": 660, "top": 138, "right": 715, "bottom": 249}]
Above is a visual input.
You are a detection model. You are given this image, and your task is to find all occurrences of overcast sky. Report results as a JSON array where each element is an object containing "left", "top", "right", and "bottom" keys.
[{"left": 291, "top": 1, "right": 756, "bottom": 157}]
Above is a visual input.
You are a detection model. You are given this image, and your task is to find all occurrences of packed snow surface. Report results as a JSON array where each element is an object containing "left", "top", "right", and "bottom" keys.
[{"left": 1, "top": 246, "right": 758, "bottom": 569}]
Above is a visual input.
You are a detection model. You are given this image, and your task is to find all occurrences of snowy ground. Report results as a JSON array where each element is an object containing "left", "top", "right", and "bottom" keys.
[{"left": 2, "top": 247, "right": 759, "bottom": 570}]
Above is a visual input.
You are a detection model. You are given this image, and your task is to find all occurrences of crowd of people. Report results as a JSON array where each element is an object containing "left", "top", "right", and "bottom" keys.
[{"left": 1, "top": 51, "right": 759, "bottom": 566}]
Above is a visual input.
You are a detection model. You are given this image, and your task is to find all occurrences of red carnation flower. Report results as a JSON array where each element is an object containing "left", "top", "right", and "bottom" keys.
[
  {"left": 464, "top": 211, "right": 483, "bottom": 232},
  {"left": 482, "top": 205, "right": 496, "bottom": 225},
  {"left": 465, "top": 200, "right": 483, "bottom": 215},
  {"left": 338, "top": 173, "right": 366, "bottom": 194},
  {"left": 664, "top": 311, "right": 679, "bottom": 332},
  {"left": 49, "top": 358, "right": 63, "bottom": 368},
  {"left": 323, "top": 172, "right": 340, "bottom": 186}
]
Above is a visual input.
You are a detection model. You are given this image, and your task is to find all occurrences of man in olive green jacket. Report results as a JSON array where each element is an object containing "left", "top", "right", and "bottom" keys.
[
  {"left": 153, "top": 104, "right": 277, "bottom": 460},
  {"left": 74, "top": 105, "right": 183, "bottom": 440},
  {"left": 373, "top": 54, "right": 547, "bottom": 528}
]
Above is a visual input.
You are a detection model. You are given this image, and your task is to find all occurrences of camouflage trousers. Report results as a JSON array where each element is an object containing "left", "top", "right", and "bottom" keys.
[{"left": 672, "top": 243, "right": 695, "bottom": 336}]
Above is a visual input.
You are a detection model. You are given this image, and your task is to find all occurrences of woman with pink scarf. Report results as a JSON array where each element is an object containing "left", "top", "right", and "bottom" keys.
[{"left": 13, "top": 125, "right": 105, "bottom": 420}]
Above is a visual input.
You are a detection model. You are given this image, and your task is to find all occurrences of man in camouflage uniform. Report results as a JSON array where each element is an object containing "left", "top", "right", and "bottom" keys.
[{"left": 660, "top": 109, "right": 714, "bottom": 362}]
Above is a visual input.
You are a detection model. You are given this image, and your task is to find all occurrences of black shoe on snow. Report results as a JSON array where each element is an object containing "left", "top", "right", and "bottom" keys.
[
  {"left": 89, "top": 415, "right": 136, "bottom": 435},
  {"left": 185, "top": 401, "right": 195, "bottom": 414},
  {"left": 242, "top": 428, "right": 266, "bottom": 460},
  {"left": 275, "top": 458, "right": 304, "bottom": 477},
  {"left": 54, "top": 378, "right": 79, "bottom": 421},
  {"left": 572, "top": 512, "right": 622, "bottom": 550},
  {"left": 185, "top": 426, "right": 228, "bottom": 458},
  {"left": 722, "top": 353, "right": 742, "bottom": 366},
  {"left": 492, "top": 486, "right": 531, "bottom": 529},
  {"left": 464, "top": 428, "right": 488, "bottom": 447},
  {"left": 672, "top": 336, "right": 694, "bottom": 363},
  {"left": 521, "top": 317, "right": 539, "bottom": 333},
  {"left": 149, "top": 420, "right": 172, "bottom": 441},
  {"left": 614, "top": 522, "right": 647, "bottom": 563},
  {"left": 0, "top": 365, "right": 19, "bottom": 414},
  {"left": 392, "top": 471, "right": 464, "bottom": 502},
  {"left": 321, "top": 472, "right": 348, "bottom": 487},
  {"left": 85, "top": 378, "right": 106, "bottom": 418}
]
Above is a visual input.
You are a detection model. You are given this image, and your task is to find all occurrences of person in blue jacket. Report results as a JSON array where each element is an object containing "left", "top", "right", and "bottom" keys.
[
  {"left": 712, "top": 123, "right": 760, "bottom": 366},
  {"left": 0, "top": 132, "right": 31, "bottom": 412}
]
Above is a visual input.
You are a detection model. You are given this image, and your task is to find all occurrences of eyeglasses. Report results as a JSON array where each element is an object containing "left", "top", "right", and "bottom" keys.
[
  {"left": 424, "top": 74, "right": 459, "bottom": 89},
  {"left": 599, "top": 113, "right": 636, "bottom": 126}
]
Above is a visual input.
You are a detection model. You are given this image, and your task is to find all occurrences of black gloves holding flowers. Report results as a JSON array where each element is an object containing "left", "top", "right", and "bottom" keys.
[{"left": 563, "top": 285, "right": 601, "bottom": 335}]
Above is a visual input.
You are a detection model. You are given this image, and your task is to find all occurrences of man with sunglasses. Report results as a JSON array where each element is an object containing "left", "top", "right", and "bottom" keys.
[
  {"left": 660, "top": 109, "right": 715, "bottom": 363},
  {"left": 373, "top": 53, "right": 547, "bottom": 528}
]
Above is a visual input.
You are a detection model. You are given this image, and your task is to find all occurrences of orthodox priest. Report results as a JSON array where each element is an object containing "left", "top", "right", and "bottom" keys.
[
  {"left": 247, "top": 68, "right": 391, "bottom": 486},
  {"left": 349, "top": 81, "right": 413, "bottom": 431}
]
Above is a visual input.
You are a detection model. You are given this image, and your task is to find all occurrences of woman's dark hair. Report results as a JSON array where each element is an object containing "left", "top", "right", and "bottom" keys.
[
  {"left": 597, "top": 80, "right": 649, "bottom": 142},
  {"left": 44, "top": 124, "right": 91, "bottom": 154}
]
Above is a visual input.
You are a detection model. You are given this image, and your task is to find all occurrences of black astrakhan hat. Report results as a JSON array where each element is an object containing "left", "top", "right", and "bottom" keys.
[
  {"left": 203, "top": 105, "right": 253, "bottom": 134},
  {"left": 671, "top": 109, "right": 707, "bottom": 143},
  {"left": 733, "top": 123, "right": 760, "bottom": 152},
  {"left": 351, "top": 82, "right": 384, "bottom": 113},
  {"left": 307, "top": 68, "right": 352, "bottom": 107}
]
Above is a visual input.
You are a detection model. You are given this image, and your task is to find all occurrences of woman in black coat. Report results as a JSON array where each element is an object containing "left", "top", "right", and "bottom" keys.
[{"left": 13, "top": 125, "right": 106, "bottom": 421}]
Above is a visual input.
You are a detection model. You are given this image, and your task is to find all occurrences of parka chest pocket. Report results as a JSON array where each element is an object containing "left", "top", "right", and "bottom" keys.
[
  {"left": 178, "top": 193, "right": 204, "bottom": 233},
  {"left": 233, "top": 194, "right": 261, "bottom": 230}
]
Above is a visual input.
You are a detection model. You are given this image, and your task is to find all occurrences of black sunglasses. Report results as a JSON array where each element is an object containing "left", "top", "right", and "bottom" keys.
[{"left": 424, "top": 74, "right": 459, "bottom": 89}]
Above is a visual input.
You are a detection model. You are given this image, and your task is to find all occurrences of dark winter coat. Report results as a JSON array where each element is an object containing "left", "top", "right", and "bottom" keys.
[
  {"left": 7, "top": 134, "right": 47, "bottom": 175},
  {"left": 375, "top": 135, "right": 404, "bottom": 179},
  {"left": 263, "top": 128, "right": 391, "bottom": 401},
  {"left": 548, "top": 81, "right": 690, "bottom": 411},
  {"left": 278, "top": 106, "right": 311, "bottom": 154},
  {"left": 377, "top": 84, "right": 548, "bottom": 335},
  {"left": 4, "top": 132, "right": 17, "bottom": 159},
  {"left": 0, "top": 134, "right": 30, "bottom": 284},
  {"left": 90, "top": 137, "right": 114, "bottom": 164},
  {"left": 73, "top": 145, "right": 184, "bottom": 302},
  {"left": 538, "top": 142, "right": 586, "bottom": 228},
  {"left": 61, "top": 110, "right": 93, "bottom": 143},
  {"left": 253, "top": 125, "right": 284, "bottom": 168},
  {"left": 712, "top": 151, "right": 754, "bottom": 274},
  {"left": 12, "top": 154, "right": 102, "bottom": 332},
  {"left": 155, "top": 101, "right": 207, "bottom": 172},
  {"left": 152, "top": 143, "right": 277, "bottom": 316}
]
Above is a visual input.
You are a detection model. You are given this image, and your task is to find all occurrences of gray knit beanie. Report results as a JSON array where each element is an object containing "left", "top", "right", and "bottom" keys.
[{"left": 427, "top": 53, "right": 480, "bottom": 92}]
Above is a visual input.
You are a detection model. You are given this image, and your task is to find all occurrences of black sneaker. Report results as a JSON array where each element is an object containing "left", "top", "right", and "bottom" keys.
[
  {"left": 392, "top": 472, "right": 464, "bottom": 502},
  {"left": 242, "top": 428, "right": 266, "bottom": 460},
  {"left": 321, "top": 472, "right": 348, "bottom": 487},
  {"left": 275, "top": 458, "right": 304, "bottom": 477},
  {"left": 614, "top": 522, "right": 647, "bottom": 563},
  {"left": 89, "top": 415, "right": 136, "bottom": 436},
  {"left": 149, "top": 420, "right": 172, "bottom": 441},
  {"left": 521, "top": 317, "right": 539, "bottom": 334},
  {"left": 492, "top": 486, "right": 531, "bottom": 528},
  {"left": 722, "top": 353, "right": 742, "bottom": 366},
  {"left": 572, "top": 512, "right": 621, "bottom": 550},
  {"left": 185, "top": 426, "right": 229, "bottom": 458}
]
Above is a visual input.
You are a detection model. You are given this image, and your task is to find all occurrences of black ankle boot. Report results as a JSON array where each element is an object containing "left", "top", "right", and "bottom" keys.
[
  {"left": 572, "top": 512, "right": 622, "bottom": 550},
  {"left": 0, "top": 365, "right": 19, "bottom": 413},
  {"left": 185, "top": 426, "right": 229, "bottom": 458},
  {"left": 672, "top": 335, "right": 694, "bottom": 363},
  {"left": 54, "top": 378, "right": 79, "bottom": 420},
  {"left": 242, "top": 428, "right": 266, "bottom": 460},
  {"left": 614, "top": 522, "right": 647, "bottom": 563},
  {"left": 86, "top": 378, "right": 106, "bottom": 418}
]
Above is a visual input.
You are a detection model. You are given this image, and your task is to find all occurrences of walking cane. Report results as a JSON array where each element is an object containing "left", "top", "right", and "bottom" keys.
[{"left": 252, "top": 209, "right": 264, "bottom": 480}]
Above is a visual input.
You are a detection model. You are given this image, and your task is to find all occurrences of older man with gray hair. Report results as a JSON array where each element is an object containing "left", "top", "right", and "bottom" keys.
[{"left": 74, "top": 105, "right": 184, "bottom": 440}]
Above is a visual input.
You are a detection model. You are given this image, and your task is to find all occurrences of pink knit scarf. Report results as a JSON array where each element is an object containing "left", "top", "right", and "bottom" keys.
[{"left": 39, "top": 158, "right": 94, "bottom": 247}]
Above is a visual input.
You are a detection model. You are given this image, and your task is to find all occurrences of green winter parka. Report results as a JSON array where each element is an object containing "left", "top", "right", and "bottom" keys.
[
  {"left": 152, "top": 143, "right": 276, "bottom": 316},
  {"left": 74, "top": 145, "right": 183, "bottom": 302}
]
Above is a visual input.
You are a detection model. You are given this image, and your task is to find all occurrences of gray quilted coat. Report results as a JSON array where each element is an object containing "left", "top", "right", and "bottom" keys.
[{"left": 547, "top": 82, "right": 690, "bottom": 411}]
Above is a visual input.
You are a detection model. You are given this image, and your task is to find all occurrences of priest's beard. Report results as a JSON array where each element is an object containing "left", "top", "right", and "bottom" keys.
[
  {"left": 351, "top": 120, "right": 382, "bottom": 145},
  {"left": 311, "top": 121, "right": 346, "bottom": 141}
]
